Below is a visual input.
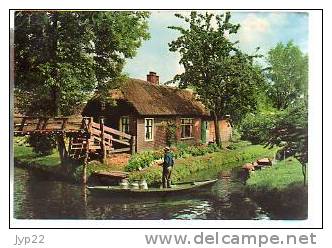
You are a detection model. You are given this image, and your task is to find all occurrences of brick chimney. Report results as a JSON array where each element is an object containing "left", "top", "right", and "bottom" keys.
[{"left": 146, "top": 71, "right": 159, "bottom": 85}]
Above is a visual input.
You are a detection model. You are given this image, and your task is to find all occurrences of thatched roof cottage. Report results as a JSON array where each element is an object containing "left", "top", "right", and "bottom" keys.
[{"left": 83, "top": 72, "right": 232, "bottom": 152}]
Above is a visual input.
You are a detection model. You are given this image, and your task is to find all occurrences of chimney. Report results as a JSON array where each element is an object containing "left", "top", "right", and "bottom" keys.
[{"left": 147, "top": 71, "right": 159, "bottom": 85}]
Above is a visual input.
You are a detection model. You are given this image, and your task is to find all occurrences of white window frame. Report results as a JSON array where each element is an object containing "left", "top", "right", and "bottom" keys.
[
  {"left": 144, "top": 118, "right": 154, "bottom": 141},
  {"left": 180, "top": 118, "right": 194, "bottom": 139}
]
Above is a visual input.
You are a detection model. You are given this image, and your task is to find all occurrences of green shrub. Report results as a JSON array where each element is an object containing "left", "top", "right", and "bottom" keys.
[
  {"left": 207, "top": 143, "right": 221, "bottom": 153},
  {"left": 165, "top": 122, "right": 177, "bottom": 146},
  {"left": 27, "top": 134, "right": 57, "bottom": 155},
  {"left": 240, "top": 112, "right": 276, "bottom": 144},
  {"left": 126, "top": 143, "right": 226, "bottom": 172},
  {"left": 125, "top": 151, "right": 159, "bottom": 172}
]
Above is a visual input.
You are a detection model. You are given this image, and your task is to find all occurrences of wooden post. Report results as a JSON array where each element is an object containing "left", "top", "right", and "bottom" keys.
[
  {"left": 83, "top": 117, "right": 93, "bottom": 184},
  {"left": 61, "top": 117, "right": 68, "bottom": 130},
  {"left": 100, "top": 117, "right": 107, "bottom": 163},
  {"left": 20, "top": 117, "right": 27, "bottom": 132},
  {"left": 130, "top": 135, "right": 136, "bottom": 155}
]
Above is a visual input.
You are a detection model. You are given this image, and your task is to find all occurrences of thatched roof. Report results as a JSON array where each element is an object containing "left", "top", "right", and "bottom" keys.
[{"left": 112, "top": 78, "right": 209, "bottom": 116}]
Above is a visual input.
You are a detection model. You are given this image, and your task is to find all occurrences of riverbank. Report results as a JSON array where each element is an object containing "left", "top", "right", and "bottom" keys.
[
  {"left": 14, "top": 142, "right": 277, "bottom": 184},
  {"left": 14, "top": 144, "right": 111, "bottom": 182},
  {"left": 245, "top": 158, "right": 308, "bottom": 219},
  {"left": 129, "top": 144, "right": 277, "bottom": 185}
]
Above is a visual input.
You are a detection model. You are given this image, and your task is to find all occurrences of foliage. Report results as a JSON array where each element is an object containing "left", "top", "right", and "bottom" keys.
[
  {"left": 168, "top": 11, "right": 265, "bottom": 142},
  {"left": 230, "top": 128, "right": 241, "bottom": 142},
  {"left": 27, "top": 134, "right": 57, "bottom": 155},
  {"left": 14, "top": 11, "right": 150, "bottom": 164},
  {"left": 239, "top": 111, "right": 277, "bottom": 144},
  {"left": 14, "top": 136, "right": 29, "bottom": 146},
  {"left": 125, "top": 151, "right": 160, "bottom": 172},
  {"left": 266, "top": 100, "right": 308, "bottom": 184},
  {"left": 14, "top": 11, "right": 150, "bottom": 116},
  {"left": 165, "top": 122, "right": 177, "bottom": 146},
  {"left": 129, "top": 144, "right": 277, "bottom": 185},
  {"left": 265, "top": 41, "right": 308, "bottom": 110},
  {"left": 125, "top": 143, "right": 223, "bottom": 172}
]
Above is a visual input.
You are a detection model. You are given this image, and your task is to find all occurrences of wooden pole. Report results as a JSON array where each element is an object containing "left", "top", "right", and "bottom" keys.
[
  {"left": 83, "top": 117, "right": 93, "bottom": 184},
  {"left": 100, "top": 117, "right": 107, "bottom": 163},
  {"left": 131, "top": 135, "right": 136, "bottom": 155}
]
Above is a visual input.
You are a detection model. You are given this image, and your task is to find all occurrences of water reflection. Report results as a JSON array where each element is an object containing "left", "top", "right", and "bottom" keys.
[{"left": 14, "top": 167, "right": 271, "bottom": 220}]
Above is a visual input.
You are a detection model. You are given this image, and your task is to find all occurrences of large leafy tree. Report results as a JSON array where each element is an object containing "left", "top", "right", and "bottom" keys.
[
  {"left": 14, "top": 11, "right": 150, "bottom": 163},
  {"left": 14, "top": 11, "right": 150, "bottom": 115},
  {"left": 168, "top": 12, "right": 265, "bottom": 145},
  {"left": 266, "top": 41, "right": 308, "bottom": 110}
]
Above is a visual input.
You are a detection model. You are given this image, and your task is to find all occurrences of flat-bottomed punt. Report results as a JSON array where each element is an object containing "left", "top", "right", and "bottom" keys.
[{"left": 87, "top": 179, "right": 218, "bottom": 197}]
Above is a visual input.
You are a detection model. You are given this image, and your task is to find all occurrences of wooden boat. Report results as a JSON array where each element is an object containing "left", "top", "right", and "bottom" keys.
[{"left": 87, "top": 179, "right": 218, "bottom": 197}]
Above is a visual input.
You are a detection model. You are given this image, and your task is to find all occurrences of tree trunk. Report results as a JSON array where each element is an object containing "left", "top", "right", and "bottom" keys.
[
  {"left": 213, "top": 111, "right": 222, "bottom": 147},
  {"left": 57, "top": 134, "right": 68, "bottom": 166},
  {"left": 49, "top": 13, "right": 68, "bottom": 165}
]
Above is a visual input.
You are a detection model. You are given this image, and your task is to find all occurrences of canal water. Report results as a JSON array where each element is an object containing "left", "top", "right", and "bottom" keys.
[{"left": 14, "top": 167, "right": 275, "bottom": 220}]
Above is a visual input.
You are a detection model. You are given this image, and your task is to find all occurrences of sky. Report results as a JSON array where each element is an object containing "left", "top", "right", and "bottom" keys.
[{"left": 123, "top": 11, "right": 308, "bottom": 83}]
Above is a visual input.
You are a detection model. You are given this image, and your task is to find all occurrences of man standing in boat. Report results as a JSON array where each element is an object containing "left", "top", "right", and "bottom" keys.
[{"left": 162, "top": 146, "right": 174, "bottom": 188}]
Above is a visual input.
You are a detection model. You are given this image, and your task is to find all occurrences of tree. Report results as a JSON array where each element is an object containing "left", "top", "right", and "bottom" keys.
[
  {"left": 266, "top": 41, "right": 308, "bottom": 110},
  {"left": 266, "top": 100, "right": 308, "bottom": 185},
  {"left": 14, "top": 11, "right": 150, "bottom": 163},
  {"left": 168, "top": 12, "right": 265, "bottom": 145}
]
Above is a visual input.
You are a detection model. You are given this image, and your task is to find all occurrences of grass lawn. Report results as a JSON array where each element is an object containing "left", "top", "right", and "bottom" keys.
[
  {"left": 129, "top": 144, "right": 278, "bottom": 185},
  {"left": 14, "top": 145, "right": 60, "bottom": 167},
  {"left": 246, "top": 158, "right": 305, "bottom": 190},
  {"left": 245, "top": 158, "right": 308, "bottom": 219}
]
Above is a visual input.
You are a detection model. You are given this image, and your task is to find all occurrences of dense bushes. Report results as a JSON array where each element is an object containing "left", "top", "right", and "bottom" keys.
[
  {"left": 27, "top": 134, "right": 57, "bottom": 155},
  {"left": 125, "top": 151, "right": 162, "bottom": 172},
  {"left": 125, "top": 143, "right": 222, "bottom": 172},
  {"left": 239, "top": 112, "right": 276, "bottom": 144}
]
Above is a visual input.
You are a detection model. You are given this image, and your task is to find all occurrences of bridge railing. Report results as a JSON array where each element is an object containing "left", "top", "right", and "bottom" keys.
[
  {"left": 89, "top": 119, "right": 135, "bottom": 155},
  {"left": 13, "top": 115, "right": 136, "bottom": 156},
  {"left": 13, "top": 115, "right": 90, "bottom": 135}
]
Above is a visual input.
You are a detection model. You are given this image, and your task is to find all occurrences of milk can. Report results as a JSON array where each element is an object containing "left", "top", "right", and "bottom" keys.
[
  {"left": 119, "top": 179, "right": 129, "bottom": 189},
  {"left": 130, "top": 181, "right": 139, "bottom": 189},
  {"left": 139, "top": 179, "right": 148, "bottom": 190}
]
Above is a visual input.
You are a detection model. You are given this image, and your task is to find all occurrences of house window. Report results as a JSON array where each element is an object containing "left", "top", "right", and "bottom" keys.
[
  {"left": 145, "top": 118, "right": 154, "bottom": 141},
  {"left": 181, "top": 118, "right": 194, "bottom": 139},
  {"left": 120, "top": 116, "right": 130, "bottom": 134}
]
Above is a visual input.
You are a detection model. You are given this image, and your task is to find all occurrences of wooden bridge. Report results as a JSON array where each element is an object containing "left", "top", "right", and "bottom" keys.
[{"left": 14, "top": 115, "right": 136, "bottom": 161}]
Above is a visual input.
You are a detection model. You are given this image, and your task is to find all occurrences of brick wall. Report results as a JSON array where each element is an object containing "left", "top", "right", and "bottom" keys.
[
  {"left": 136, "top": 116, "right": 202, "bottom": 152},
  {"left": 208, "top": 119, "right": 232, "bottom": 143},
  {"left": 175, "top": 117, "right": 201, "bottom": 146},
  {"left": 136, "top": 117, "right": 170, "bottom": 152}
]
